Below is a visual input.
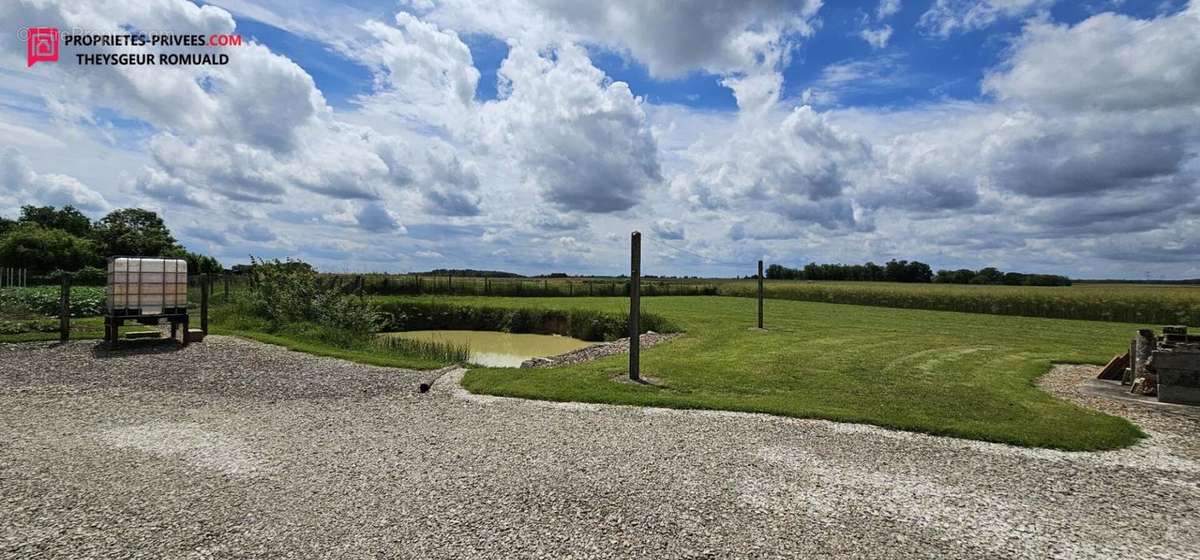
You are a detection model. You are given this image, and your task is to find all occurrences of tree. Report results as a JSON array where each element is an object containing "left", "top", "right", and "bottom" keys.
[
  {"left": 92, "top": 208, "right": 179, "bottom": 256},
  {"left": 165, "top": 248, "right": 222, "bottom": 274},
  {"left": 0, "top": 217, "right": 14, "bottom": 237},
  {"left": 0, "top": 224, "right": 100, "bottom": 271},
  {"left": 976, "top": 267, "right": 1004, "bottom": 284},
  {"left": 18, "top": 205, "right": 93, "bottom": 237}
]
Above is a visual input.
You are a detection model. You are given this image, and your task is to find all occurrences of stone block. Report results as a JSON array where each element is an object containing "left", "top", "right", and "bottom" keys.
[{"left": 1154, "top": 349, "right": 1200, "bottom": 406}]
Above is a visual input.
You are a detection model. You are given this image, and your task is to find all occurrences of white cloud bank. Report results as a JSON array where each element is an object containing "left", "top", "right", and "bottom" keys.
[{"left": 1, "top": 0, "right": 1197, "bottom": 278}]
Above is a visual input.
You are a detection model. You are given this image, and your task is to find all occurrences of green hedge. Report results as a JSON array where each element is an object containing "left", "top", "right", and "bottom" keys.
[{"left": 377, "top": 301, "right": 678, "bottom": 341}]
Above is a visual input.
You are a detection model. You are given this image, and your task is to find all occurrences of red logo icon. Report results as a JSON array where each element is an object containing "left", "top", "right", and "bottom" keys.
[{"left": 27, "top": 27, "right": 59, "bottom": 67}]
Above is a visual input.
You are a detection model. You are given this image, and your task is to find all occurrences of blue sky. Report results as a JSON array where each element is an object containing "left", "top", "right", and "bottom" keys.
[{"left": 2, "top": 0, "right": 1198, "bottom": 278}]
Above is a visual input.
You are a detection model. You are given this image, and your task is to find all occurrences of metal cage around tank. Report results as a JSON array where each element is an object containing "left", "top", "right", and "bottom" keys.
[{"left": 103, "top": 256, "right": 190, "bottom": 347}]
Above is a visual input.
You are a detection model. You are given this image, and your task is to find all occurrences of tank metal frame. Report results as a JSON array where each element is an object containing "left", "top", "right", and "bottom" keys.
[{"left": 103, "top": 255, "right": 190, "bottom": 349}]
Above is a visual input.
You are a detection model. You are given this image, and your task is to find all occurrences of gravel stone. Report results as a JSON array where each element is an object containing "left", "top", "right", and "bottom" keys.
[{"left": 2, "top": 338, "right": 1198, "bottom": 559}]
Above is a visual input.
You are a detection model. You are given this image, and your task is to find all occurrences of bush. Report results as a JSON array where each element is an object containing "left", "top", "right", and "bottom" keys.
[{"left": 236, "top": 257, "right": 382, "bottom": 333}]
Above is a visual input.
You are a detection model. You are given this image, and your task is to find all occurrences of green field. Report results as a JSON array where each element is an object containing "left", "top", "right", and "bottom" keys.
[
  {"left": 328, "top": 274, "right": 1200, "bottom": 325},
  {"left": 377, "top": 295, "right": 1147, "bottom": 451},
  {"left": 716, "top": 280, "right": 1200, "bottom": 324}
]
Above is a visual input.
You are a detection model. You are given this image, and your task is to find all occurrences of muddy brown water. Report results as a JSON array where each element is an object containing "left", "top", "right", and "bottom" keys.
[{"left": 382, "top": 330, "right": 595, "bottom": 367}]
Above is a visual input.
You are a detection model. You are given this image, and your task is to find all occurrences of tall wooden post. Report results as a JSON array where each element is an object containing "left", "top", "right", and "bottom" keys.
[
  {"left": 59, "top": 273, "right": 70, "bottom": 343},
  {"left": 757, "top": 260, "right": 764, "bottom": 329},
  {"left": 629, "top": 231, "right": 641, "bottom": 381},
  {"left": 224, "top": 273, "right": 230, "bottom": 300},
  {"left": 200, "top": 274, "right": 210, "bottom": 334}
]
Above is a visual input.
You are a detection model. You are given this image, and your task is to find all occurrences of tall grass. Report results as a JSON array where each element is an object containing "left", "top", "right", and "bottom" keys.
[{"left": 374, "top": 335, "right": 471, "bottom": 363}]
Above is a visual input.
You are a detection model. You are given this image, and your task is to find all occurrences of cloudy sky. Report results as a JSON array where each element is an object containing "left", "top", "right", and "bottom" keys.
[{"left": 2, "top": 0, "right": 1198, "bottom": 278}]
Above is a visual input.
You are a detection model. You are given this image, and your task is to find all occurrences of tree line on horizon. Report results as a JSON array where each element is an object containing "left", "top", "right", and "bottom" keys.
[
  {"left": 766, "top": 260, "right": 1071, "bottom": 286},
  {"left": 0, "top": 205, "right": 221, "bottom": 284}
]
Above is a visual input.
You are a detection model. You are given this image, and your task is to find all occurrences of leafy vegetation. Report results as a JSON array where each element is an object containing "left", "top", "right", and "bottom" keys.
[
  {"left": 0, "top": 205, "right": 221, "bottom": 283},
  {"left": 442, "top": 295, "right": 1144, "bottom": 451},
  {"left": 767, "top": 260, "right": 934, "bottom": 283},
  {"left": 933, "top": 267, "right": 1071, "bottom": 286},
  {"left": 377, "top": 299, "right": 677, "bottom": 341},
  {"left": 0, "top": 286, "right": 106, "bottom": 317},
  {"left": 210, "top": 258, "right": 450, "bottom": 369}
]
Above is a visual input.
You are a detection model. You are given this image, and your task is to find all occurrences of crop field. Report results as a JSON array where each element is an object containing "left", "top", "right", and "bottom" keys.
[
  {"left": 716, "top": 280, "right": 1200, "bottom": 325},
  {"left": 333, "top": 274, "right": 1200, "bottom": 325},
  {"left": 374, "top": 295, "right": 1148, "bottom": 451}
]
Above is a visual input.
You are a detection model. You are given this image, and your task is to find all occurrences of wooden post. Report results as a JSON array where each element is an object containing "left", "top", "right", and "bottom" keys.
[
  {"left": 224, "top": 273, "right": 230, "bottom": 300},
  {"left": 757, "top": 260, "right": 764, "bottom": 329},
  {"left": 59, "top": 273, "right": 70, "bottom": 343},
  {"left": 200, "top": 273, "right": 210, "bottom": 334},
  {"left": 629, "top": 231, "right": 641, "bottom": 381},
  {"left": 1123, "top": 339, "right": 1137, "bottom": 385}
]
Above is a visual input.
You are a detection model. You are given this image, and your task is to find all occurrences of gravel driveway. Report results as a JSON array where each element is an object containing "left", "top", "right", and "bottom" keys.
[{"left": 2, "top": 336, "right": 1197, "bottom": 559}]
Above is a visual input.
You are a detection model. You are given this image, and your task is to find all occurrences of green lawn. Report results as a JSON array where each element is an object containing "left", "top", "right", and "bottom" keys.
[{"left": 387, "top": 295, "right": 1146, "bottom": 451}]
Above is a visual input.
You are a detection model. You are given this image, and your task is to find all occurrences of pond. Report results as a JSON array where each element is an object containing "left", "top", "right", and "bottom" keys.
[{"left": 382, "top": 330, "right": 595, "bottom": 367}]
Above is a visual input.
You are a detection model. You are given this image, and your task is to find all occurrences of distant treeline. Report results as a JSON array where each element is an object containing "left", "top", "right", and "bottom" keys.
[
  {"left": 414, "top": 269, "right": 523, "bottom": 278},
  {"left": 766, "top": 261, "right": 1071, "bottom": 286},
  {"left": 767, "top": 260, "right": 933, "bottom": 283},
  {"left": 932, "top": 267, "right": 1071, "bottom": 286}
]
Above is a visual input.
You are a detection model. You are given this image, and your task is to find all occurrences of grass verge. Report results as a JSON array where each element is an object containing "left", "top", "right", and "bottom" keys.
[{"left": 0, "top": 316, "right": 105, "bottom": 343}]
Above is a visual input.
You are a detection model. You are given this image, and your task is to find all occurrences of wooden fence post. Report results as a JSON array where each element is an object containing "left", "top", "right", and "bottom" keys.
[
  {"left": 758, "top": 260, "right": 764, "bottom": 329},
  {"left": 629, "top": 231, "right": 641, "bottom": 381},
  {"left": 59, "top": 273, "right": 70, "bottom": 343},
  {"left": 200, "top": 274, "right": 210, "bottom": 334}
]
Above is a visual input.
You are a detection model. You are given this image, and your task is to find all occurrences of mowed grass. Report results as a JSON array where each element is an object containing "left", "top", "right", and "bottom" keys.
[{"left": 388, "top": 295, "right": 1148, "bottom": 451}]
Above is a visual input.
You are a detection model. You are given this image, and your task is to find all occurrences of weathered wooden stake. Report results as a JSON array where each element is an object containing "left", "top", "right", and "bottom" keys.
[
  {"left": 200, "top": 274, "right": 210, "bottom": 334},
  {"left": 629, "top": 231, "right": 641, "bottom": 381},
  {"left": 757, "top": 260, "right": 764, "bottom": 329},
  {"left": 224, "top": 274, "right": 230, "bottom": 300},
  {"left": 59, "top": 273, "right": 70, "bottom": 343}
]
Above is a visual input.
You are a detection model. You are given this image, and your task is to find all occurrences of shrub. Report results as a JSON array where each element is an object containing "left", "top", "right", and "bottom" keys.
[{"left": 237, "top": 257, "right": 383, "bottom": 333}]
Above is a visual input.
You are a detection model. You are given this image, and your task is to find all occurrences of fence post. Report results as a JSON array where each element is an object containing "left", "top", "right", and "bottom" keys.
[
  {"left": 758, "top": 260, "right": 764, "bottom": 329},
  {"left": 200, "top": 273, "right": 210, "bottom": 334},
  {"left": 224, "top": 273, "right": 230, "bottom": 300},
  {"left": 629, "top": 231, "right": 641, "bottom": 382},
  {"left": 59, "top": 273, "right": 70, "bottom": 343}
]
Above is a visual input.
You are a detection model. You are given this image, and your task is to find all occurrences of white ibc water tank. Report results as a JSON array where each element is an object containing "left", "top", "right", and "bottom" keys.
[{"left": 106, "top": 257, "right": 188, "bottom": 316}]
